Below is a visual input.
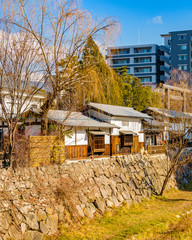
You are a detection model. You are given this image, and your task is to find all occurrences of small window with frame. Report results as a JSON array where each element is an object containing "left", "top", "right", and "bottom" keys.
[
  {"left": 93, "top": 135, "right": 104, "bottom": 149},
  {"left": 122, "top": 134, "right": 133, "bottom": 147}
]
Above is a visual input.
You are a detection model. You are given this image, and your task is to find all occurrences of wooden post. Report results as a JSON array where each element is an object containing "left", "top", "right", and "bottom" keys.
[
  {"left": 109, "top": 128, "right": 112, "bottom": 157},
  {"left": 75, "top": 127, "right": 77, "bottom": 145}
]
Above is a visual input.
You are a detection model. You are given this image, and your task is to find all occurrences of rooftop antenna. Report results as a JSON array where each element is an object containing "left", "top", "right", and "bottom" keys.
[{"left": 138, "top": 30, "right": 140, "bottom": 44}]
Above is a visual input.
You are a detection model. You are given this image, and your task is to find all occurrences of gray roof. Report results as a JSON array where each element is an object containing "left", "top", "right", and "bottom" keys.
[
  {"left": 47, "top": 110, "right": 118, "bottom": 128},
  {"left": 88, "top": 102, "right": 152, "bottom": 119},
  {"left": 145, "top": 107, "right": 173, "bottom": 118},
  {"left": 143, "top": 118, "right": 168, "bottom": 128},
  {"left": 146, "top": 107, "right": 192, "bottom": 119}
]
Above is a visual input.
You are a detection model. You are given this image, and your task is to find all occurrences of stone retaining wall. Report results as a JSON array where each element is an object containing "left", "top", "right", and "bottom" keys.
[{"left": 0, "top": 154, "right": 178, "bottom": 239}]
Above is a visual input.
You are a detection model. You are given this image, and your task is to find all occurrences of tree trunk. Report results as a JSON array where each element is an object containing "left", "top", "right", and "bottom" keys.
[
  {"left": 41, "top": 92, "right": 58, "bottom": 134},
  {"left": 159, "top": 167, "right": 174, "bottom": 196},
  {"left": 7, "top": 127, "right": 16, "bottom": 168}
]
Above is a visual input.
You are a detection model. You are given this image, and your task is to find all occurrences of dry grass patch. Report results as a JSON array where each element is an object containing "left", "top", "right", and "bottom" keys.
[{"left": 45, "top": 185, "right": 192, "bottom": 240}]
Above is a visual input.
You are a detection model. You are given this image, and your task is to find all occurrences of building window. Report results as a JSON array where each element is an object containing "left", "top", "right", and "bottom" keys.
[
  {"left": 134, "top": 67, "right": 152, "bottom": 73},
  {"left": 134, "top": 47, "right": 152, "bottom": 53},
  {"left": 113, "top": 59, "right": 130, "bottom": 64},
  {"left": 93, "top": 135, "right": 105, "bottom": 152},
  {"left": 178, "top": 44, "right": 187, "bottom": 50},
  {"left": 178, "top": 34, "right": 187, "bottom": 40},
  {"left": 178, "top": 55, "right": 187, "bottom": 61},
  {"left": 134, "top": 57, "right": 151, "bottom": 63},
  {"left": 121, "top": 135, "right": 133, "bottom": 147},
  {"left": 178, "top": 65, "right": 187, "bottom": 71},
  {"left": 111, "top": 49, "right": 130, "bottom": 55},
  {"left": 140, "top": 77, "right": 152, "bottom": 83}
]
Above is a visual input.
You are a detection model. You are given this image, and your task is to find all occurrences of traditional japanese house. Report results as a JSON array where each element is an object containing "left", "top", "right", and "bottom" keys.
[
  {"left": 142, "top": 118, "right": 165, "bottom": 148},
  {"left": 87, "top": 102, "right": 152, "bottom": 155},
  {"left": 24, "top": 103, "right": 154, "bottom": 159},
  {"left": 23, "top": 109, "right": 119, "bottom": 159},
  {"left": 46, "top": 110, "right": 119, "bottom": 158},
  {"left": 141, "top": 107, "right": 192, "bottom": 152}
]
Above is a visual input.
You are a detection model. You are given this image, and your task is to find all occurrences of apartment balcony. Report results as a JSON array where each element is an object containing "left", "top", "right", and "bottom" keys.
[
  {"left": 160, "top": 75, "right": 170, "bottom": 82},
  {"left": 160, "top": 45, "right": 171, "bottom": 55},
  {"left": 160, "top": 65, "right": 171, "bottom": 75},
  {"left": 106, "top": 51, "right": 130, "bottom": 58},
  {"left": 160, "top": 55, "right": 171, "bottom": 65}
]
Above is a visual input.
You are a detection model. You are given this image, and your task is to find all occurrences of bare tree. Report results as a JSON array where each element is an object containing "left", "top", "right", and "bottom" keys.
[
  {"left": 159, "top": 111, "right": 192, "bottom": 195},
  {"left": 2, "top": 0, "right": 118, "bottom": 123},
  {"left": 0, "top": 25, "right": 45, "bottom": 166},
  {"left": 162, "top": 69, "right": 192, "bottom": 112},
  {"left": 154, "top": 71, "right": 192, "bottom": 195},
  {"left": 166, "top": 68, "right": 192, "bottom": 89}
]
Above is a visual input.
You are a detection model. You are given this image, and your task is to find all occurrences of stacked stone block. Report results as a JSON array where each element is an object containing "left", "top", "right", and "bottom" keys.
[{"left": 0, "top": 154, "right": 178, "bottom": 239}]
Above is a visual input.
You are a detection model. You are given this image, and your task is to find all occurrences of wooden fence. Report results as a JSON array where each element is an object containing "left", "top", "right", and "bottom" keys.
[
  {"left": 147, "top": 145, "right": 166, "bottom": 155},
  {"left": 29, "top": 136, "right": 65, "bottom": 167},
  {"left": 65, "top": 145, "right": 87, "bottom": 159},
  {"left": 65, "top": 144, "right": 110, "bottom": 159}
]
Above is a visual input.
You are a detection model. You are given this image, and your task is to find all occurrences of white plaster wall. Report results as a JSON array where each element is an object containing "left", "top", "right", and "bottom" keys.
[
  {"left": 111, "top": 117, "right": 140, "bottom": 132},
  {"left": 65, "top": 132, "right": 76, "bottom": 146},
  {"left": 3, "top": 95, "right": 44, "bottom": 115},
  {"left": 105, "top": 134, "right": 110, "bottom": 144},
  {"left": 111, "top": 117, "right": 143, "bottom": 142},
  {"left": 65, "top": 128, "right": 110, "bottom": 146},
  {"left": 76, "top": 129, "right": 88, "bottom": 145},
  {"left": 65, "top": 129, "right": 88, "bottom": 146},
  {"left": 139, "top": 133, "right": 144, "bottom": 143}
]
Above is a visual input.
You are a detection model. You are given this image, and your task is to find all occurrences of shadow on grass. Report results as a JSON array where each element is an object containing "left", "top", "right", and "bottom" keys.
[
  {"left": 158, "top": 198, "right": 192, "bottom": 202},
  {"left": 176, "top": 182, "right": 192, "bottom": 192}
]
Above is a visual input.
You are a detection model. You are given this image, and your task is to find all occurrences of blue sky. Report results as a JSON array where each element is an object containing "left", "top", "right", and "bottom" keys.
[{"left": 82, "top": 0, "right": 192, "bottom": 47}]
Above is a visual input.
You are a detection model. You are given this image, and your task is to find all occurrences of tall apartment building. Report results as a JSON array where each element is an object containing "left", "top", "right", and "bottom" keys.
[
  {"left": 106, "top": 44, "right": 162, "bottom": 88},
  {"left": 107, "top": 29, "right": 192, "bottom": 87},
  {"left": 161, "top": 30, "right": 192, "bottom": 73}
]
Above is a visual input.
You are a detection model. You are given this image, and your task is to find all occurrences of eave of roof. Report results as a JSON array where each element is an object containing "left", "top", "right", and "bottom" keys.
[{"left": 47, "top": 110, "right": 119, "bottom": 128}]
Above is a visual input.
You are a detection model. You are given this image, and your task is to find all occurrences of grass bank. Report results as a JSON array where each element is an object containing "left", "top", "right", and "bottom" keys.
[{"left": 47, "top": 185, "right": 192, "bottom": 240}]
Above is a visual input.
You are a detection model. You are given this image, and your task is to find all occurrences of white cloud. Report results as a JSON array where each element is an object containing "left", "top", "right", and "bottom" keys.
[{"left": 152, "top": 16, "right": 163, "bottom": 24}]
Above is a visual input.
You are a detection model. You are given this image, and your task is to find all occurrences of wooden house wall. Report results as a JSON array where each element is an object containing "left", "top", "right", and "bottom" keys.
[
  {"left": 65, "top": 144, "right": 110, "bottom": 159},
  {"left": 111, "top": 136, "right": 121, "bottom": 155},
  {"left": 65, "top": 145, "right": 88, "bottom": 159},
  {"left": 132, "top": 135, "right": 140, "bottom": 153}
]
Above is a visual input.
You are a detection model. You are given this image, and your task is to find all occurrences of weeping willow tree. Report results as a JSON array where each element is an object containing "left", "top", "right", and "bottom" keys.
[
  {"left": 56, "top": 37, "right": 123, "bottom": 110},
  {"left": 80, "top": 37, "right": 123, "bottom": 106}
]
